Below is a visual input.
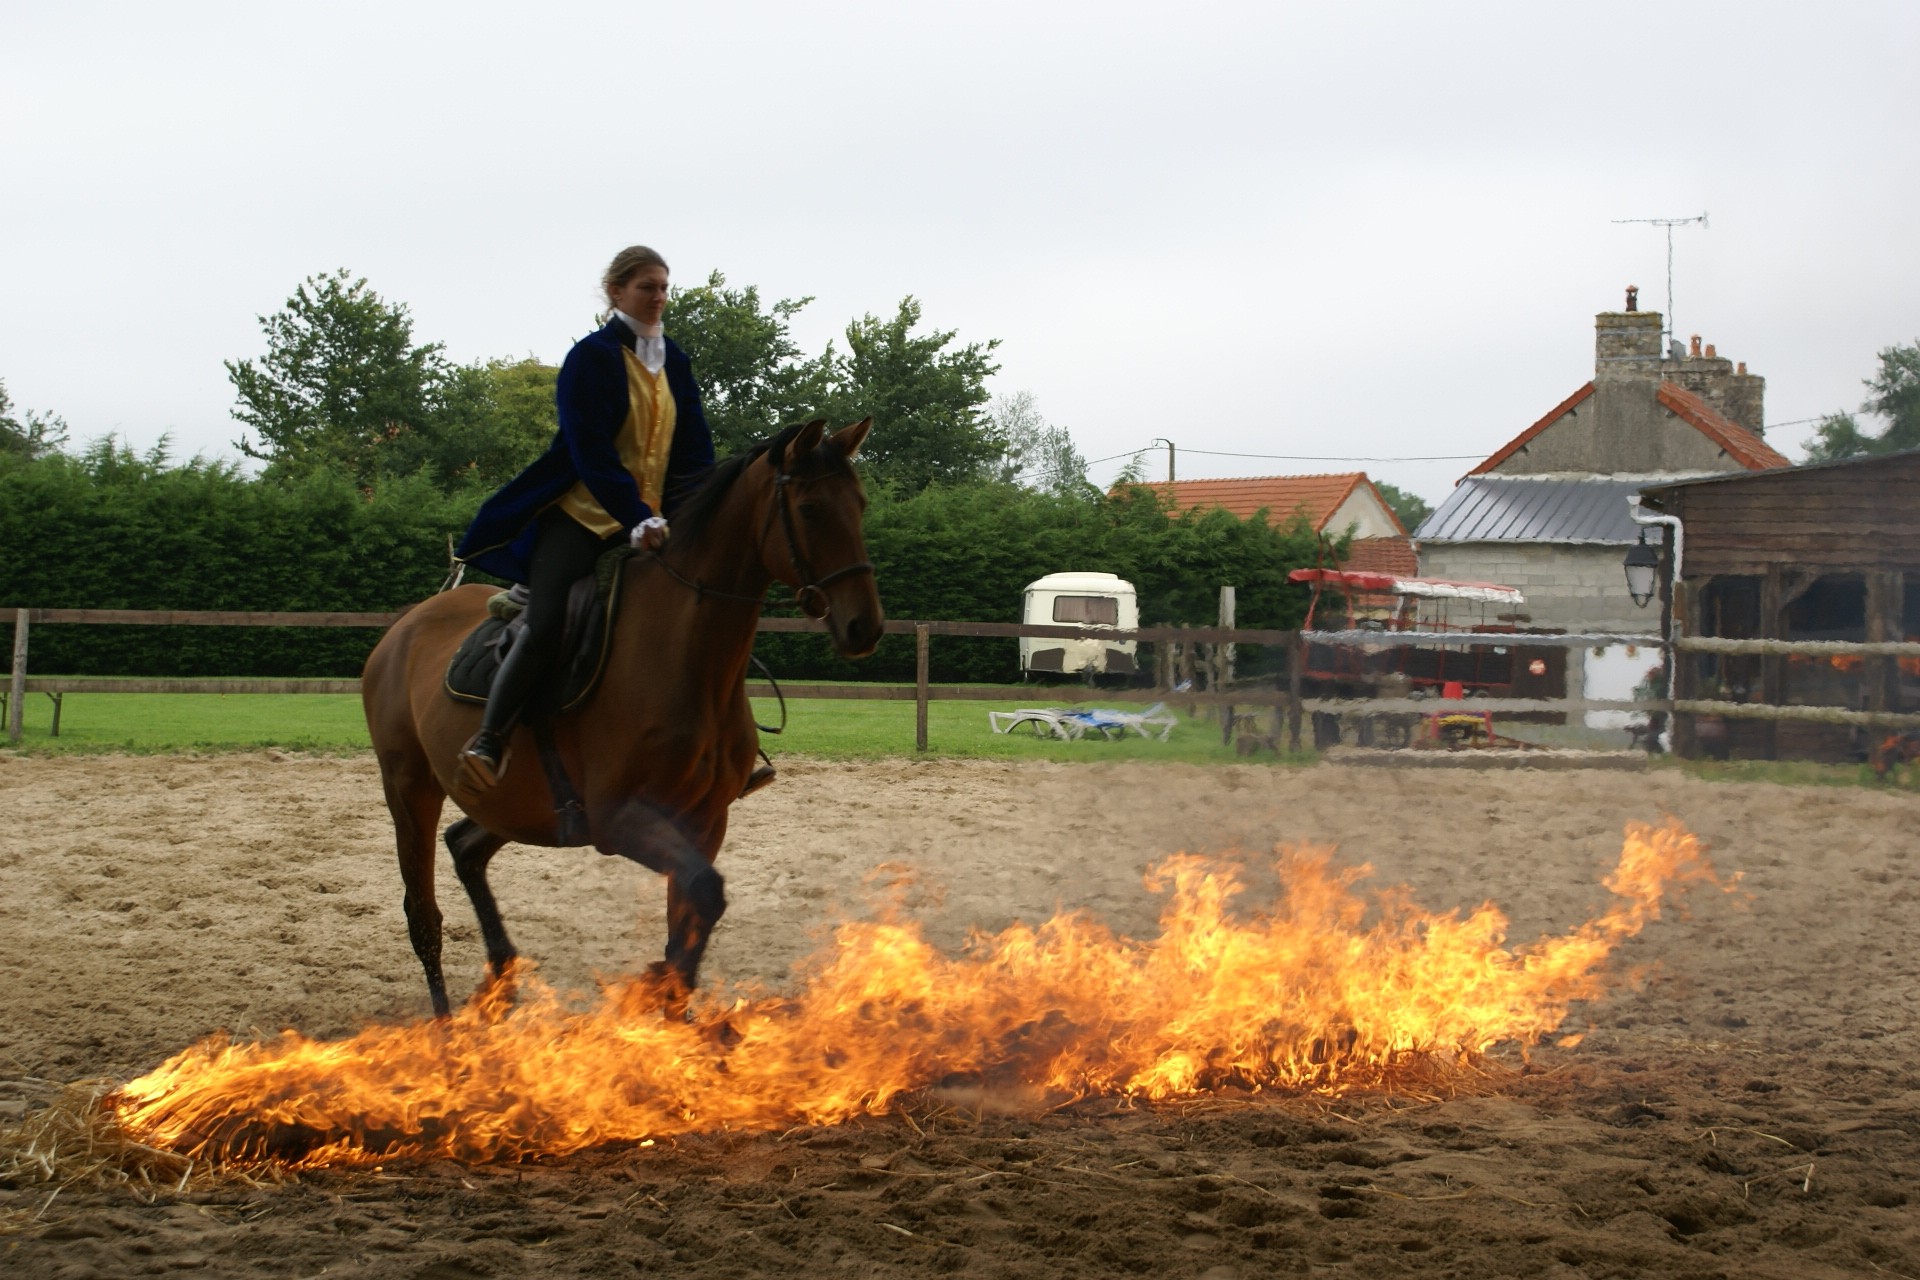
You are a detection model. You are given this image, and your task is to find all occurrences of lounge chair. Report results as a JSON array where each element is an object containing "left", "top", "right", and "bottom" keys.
[
  {"left": 988, "top": 708, "right": 1084, "bottom": 739},
  {"left": 989, "top": 702, "right": 1177, "bottom": 742}
]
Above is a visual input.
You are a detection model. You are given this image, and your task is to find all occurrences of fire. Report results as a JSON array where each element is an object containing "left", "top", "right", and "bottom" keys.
[{"left": 113, "top": 820, "right": 1728, "bottom": 1165}]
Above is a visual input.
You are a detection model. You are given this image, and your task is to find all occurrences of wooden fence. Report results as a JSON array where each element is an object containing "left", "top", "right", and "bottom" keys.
[{"left": 7, "top": 607, "right": 1917, "bottom": 754}]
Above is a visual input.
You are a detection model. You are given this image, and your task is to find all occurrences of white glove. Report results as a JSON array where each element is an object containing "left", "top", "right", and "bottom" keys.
[{"left": 630, "top": 516, "right": 669, "bottom": 550}]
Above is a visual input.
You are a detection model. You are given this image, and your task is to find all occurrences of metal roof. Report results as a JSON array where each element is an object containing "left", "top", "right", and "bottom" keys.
[{"left": 1414, "top": 476, "right": 1663, "bottom": 544}]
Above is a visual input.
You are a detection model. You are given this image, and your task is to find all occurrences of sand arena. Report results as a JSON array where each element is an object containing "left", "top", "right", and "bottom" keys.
[{"left": 0, "top": 754, "right": 1915, "bottom": 1278}]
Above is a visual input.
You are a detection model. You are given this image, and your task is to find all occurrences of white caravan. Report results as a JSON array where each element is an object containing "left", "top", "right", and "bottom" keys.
[{"left": 1021, "top": 572, "right": 1139, "bottom": 677}]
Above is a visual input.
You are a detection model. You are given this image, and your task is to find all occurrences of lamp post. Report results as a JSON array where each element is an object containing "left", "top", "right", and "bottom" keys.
[{"left": 1623, "top": 532, "right": 1659, "bottom": 607}]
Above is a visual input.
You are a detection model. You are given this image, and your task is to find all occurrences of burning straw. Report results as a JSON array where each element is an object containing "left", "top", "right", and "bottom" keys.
[{"left": 100, "top": 819, "right": 1729, "bottom": 1168}]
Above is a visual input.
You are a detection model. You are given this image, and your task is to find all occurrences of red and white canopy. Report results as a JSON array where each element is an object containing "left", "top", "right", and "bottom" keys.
[{"left": 1287, "top": 568, "right": 1526, "bottom": 605}]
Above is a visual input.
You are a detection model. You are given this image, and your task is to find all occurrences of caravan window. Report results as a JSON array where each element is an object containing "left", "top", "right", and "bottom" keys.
[{"left": 1053, "top": 595, "right": 1119, "bottom": 624}]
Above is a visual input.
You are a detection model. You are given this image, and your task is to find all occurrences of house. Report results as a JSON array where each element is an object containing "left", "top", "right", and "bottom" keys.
[
  {"left": 1637, "top": 450, "right": 1920, "bottom": 762},
  {"left": 1152, "top": 472, "right": 1417, "bottom": 575},
  {"left": 1414, "top": 289, "right": 1790, "bottom": 637}
]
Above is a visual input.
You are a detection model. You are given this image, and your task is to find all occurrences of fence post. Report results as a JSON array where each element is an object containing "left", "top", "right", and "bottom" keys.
[
  {"left": 8, "top": 608, "right": 27, "bottom": 743},
  {"left": 1179, "top": 629, "right": 1197, "bottom": 718},
  {"left": 914, "top": 623, "right": 930, "bottom": 752},
  {"left": 1217, "top": 586, "right": 1236, "bottom": 686},
  {"left": 1286, "top": 630, "right": 1303, "bottom": 752}
]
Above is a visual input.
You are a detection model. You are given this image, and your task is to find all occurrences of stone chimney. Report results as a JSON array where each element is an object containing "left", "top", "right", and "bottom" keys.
[
  {"left": 1666, "top": 334, "right": 1767, "bottom": 435},
  {"left": 1594, "top": 291, "right": 1664, "bottom": 385}
]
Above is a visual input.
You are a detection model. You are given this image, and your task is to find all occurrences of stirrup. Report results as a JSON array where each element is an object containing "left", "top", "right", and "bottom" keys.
[
  {"left": 458, "top": 732, "right": 511, "bottom": 792},
  {"left": 741, "top": 764, "right": 776, "bottom": 798}
]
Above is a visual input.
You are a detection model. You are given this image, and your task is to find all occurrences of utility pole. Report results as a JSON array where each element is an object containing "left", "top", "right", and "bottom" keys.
[
  {"left": 1611, "top": 212, "right": 1708, "bottom": 342},
  {"left": 1150, "top": 438, "right": 1176, "bottom": 483}
]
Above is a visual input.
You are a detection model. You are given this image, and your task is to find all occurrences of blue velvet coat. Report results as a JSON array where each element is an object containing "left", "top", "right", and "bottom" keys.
[{"left": 454, "top": 318, "right": 715, "bottom": 584}]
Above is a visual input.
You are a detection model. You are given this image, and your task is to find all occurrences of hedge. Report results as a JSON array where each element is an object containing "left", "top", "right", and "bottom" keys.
[{"left": 0, "top": 451, "right": 1327, "bottom": 684}]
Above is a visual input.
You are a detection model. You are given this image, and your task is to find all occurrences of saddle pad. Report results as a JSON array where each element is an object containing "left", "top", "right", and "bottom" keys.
[{"left": 443, "top": 557, "right": 630, "bottom": 714}]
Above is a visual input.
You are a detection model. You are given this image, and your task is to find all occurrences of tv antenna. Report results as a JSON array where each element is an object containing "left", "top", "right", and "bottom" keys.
[{"left": 1612, "top": 211, "right": 1708, "bottom": 341}]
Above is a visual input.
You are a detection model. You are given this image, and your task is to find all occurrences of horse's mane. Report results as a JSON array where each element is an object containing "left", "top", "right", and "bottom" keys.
[{"left": 667, "top": 421, "right": 851, "bottom": 545}]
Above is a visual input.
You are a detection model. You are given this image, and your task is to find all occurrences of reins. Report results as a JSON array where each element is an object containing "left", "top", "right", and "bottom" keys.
[{"left": 650, "top": 460, "right": 873, "bottom": 621}]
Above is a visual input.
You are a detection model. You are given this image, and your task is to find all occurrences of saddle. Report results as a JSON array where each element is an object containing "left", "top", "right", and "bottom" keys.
[
  {"left": 442, "top": 548, "right": 637, "bottom": 845},
  {"left": 444, "top": 546, "right": 637, "bottom": 713}
]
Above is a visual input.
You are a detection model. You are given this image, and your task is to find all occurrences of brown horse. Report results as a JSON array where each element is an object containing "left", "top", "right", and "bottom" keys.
[{"left": 361, "top": 419, "right": 882, "bottom": 1017}]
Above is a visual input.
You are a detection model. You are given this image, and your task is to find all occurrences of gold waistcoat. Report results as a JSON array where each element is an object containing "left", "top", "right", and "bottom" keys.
[{"left": 557, "top": 349, "right": 678, "bottom": 536}]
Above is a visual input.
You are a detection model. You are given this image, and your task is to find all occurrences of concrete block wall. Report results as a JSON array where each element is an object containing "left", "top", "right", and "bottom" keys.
[{"left": 1418, "top": 543, "right": 1658, "bottom": 635}]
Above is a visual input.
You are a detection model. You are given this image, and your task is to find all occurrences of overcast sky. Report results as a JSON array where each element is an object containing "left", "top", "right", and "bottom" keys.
[{"left": 5, "top": 1, "right": 1916, "bottom": 505}]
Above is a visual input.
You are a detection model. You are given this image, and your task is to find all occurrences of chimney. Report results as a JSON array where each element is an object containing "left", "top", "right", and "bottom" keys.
[
  {"left": 1704, "top": 343, "right": 1716, "bottom": 358},
  {"left": 1595, "top": 292, "right": 1663, "bottom": 383},
  {"left": 1689, "top": 334, "right": 1702, "bottom": 357}
]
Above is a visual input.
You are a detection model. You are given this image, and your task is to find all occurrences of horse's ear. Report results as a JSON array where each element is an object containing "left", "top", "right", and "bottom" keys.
[
  {"left": 830, "top": 417, "right": 873, "bottom": 460},
  {"left": 771, "top": 419, "right": 829, "bottom": 469}
]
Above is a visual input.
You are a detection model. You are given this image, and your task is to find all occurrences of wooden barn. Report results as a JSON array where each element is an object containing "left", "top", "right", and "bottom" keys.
[{"left": 1638, "top": 450, "right": 1920, "bottom": 761}]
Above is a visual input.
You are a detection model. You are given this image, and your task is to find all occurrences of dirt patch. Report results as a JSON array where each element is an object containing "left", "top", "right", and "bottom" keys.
[{"left": 1, "top": 755, "right": 1916, "bottom": 1277}]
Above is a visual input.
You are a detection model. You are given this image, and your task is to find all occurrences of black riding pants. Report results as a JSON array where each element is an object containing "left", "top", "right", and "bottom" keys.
[{"left": 483, "top": 508, "right": 624, "bottom": 729}]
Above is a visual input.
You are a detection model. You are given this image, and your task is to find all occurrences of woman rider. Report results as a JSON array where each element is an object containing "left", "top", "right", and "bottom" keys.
[{"left": 451, "top": 246, "right": 714, "bottom": 791}]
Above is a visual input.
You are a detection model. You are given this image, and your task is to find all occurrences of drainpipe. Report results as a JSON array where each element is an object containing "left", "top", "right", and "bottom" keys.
[{"left": 1628, "top": 496, "right": 1686, "bottom": 740}]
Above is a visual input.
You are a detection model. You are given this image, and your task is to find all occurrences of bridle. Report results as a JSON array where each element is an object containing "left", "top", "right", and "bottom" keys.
[
  {"left": 769, "top": 469, "right": 874, "bottom": 619},
  {"left": 654, "top": 460, "right": 873, "bottom": 620}
]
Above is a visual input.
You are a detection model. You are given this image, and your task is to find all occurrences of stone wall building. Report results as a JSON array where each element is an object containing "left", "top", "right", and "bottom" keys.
[{"left": 1414, "top": 289, "right": 1789, "bottom": 636}]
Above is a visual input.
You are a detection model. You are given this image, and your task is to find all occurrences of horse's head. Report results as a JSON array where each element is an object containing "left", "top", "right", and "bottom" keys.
[{"left": 764, "top": 418, "right": 884, "bottom": 657}]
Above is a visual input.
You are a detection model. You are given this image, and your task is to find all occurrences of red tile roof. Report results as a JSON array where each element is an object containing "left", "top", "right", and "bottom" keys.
[
  {"left": 1654, "top": 383, "right": 1792, "bottom": 471},
  {"left": 1342, "top": 536, "right": 1420, "bottom": 576},
  {"left": 1152, "top": 472, "right": 1408, "bottom": 535},
  {"left": 1468, "top": 383, "right": 1596, "bottom": 476}
]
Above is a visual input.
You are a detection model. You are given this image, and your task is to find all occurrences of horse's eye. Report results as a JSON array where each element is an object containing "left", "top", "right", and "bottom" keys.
[{"left": 798, "top": 503, "right": 826, "bottom": 524}]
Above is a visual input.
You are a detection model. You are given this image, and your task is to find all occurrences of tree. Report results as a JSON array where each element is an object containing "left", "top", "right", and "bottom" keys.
[
  {"left": 1372, "top": 481, "right": 1432, "bottom": 532},
  {"left": 227, "top": 270, "right": 450, "bottom": 486},
  {"left": 382, "top": 357, "right": 559, "bottom": 492},
  {"left": 987, "top": 390, "right": 1091, "bottom": 495},
  {"left": 0, "top": 378, "right": 69, "bottom": 459},
  {"left": 1803, "top": 338, "right": 1920, "bottom": 462},
  {"left": 665, "top": 271, "right": 833, "bottom": 457},
  {"left": 823, "top": 297, "right": 1001, "bottom": 490}
]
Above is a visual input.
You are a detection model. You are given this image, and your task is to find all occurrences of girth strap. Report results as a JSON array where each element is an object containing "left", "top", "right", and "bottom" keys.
[{"left": 530, "top": 719, "right": 590, "bottom": 847}]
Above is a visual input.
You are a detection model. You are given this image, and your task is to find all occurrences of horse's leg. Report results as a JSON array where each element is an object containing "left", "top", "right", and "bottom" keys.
[
  {"left": 446, "top": 817, "right": 517, "bottom": 998},
  {"left": 597, "top": 797, "right": 726, "bottom": 1012},
  {"left": 378, "top": 750, "right": 453, "bottom": 1018}
]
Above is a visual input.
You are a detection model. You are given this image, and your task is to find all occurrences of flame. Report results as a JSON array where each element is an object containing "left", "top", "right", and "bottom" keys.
[{"left": 113, "top": 820, "right": 1728, "bottom": 1166}]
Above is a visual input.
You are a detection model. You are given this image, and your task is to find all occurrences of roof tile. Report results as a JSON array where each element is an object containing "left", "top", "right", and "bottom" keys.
[
  {"left": 1343, "top": 536, "right": 1420, "bottom": 576},
  {"left": 1654, "top": 383, "right": 1792, "bottom": 471},
  {"left": 1153, "top": 473, "right": 1405, "bottom": 533}
]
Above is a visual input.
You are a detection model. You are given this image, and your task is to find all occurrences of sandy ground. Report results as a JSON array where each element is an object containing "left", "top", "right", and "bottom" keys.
[{"left": 1, "top": 753, "right": 1917, "bottom": 1279}]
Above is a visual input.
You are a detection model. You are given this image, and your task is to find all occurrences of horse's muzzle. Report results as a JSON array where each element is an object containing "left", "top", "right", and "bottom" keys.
[{"left": 835, "top": 610, "right": 884, "bottom": 659}]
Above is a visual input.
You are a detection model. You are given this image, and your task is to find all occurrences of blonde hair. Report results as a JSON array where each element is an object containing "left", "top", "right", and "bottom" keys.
[{"left": 602, "top": 245, "right": 669, "bottom": 305}]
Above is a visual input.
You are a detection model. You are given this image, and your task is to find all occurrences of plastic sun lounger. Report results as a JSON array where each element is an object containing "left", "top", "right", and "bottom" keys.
[
  {"left": 990, "top": 702, "right": 1178, "bottom": 743},
  {"left": 1060, "top": 702, "right": 1178, "bottom": 742},
  {"left": 988, "top": 708, "right": 1084, "bottom": 739}
]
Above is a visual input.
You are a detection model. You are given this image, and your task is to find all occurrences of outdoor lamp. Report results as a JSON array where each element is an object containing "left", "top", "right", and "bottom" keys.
[{"left": 1623, "top": 532, "right": 1659, "bottom": 608}]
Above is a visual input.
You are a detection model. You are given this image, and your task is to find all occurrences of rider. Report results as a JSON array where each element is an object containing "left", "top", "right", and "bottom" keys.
[{"left": 451, "top": 245, "right": 715, "bottom": 790}]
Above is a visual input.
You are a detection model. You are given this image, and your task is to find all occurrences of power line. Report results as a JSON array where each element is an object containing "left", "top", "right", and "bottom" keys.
[{"left": 1171, "top": 446, "right": 1484, "bottom": 463}]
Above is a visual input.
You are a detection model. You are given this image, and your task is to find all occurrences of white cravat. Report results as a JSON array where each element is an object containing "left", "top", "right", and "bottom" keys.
[{"left": 614, "top": 310, "right": 666, "bottom": 375}]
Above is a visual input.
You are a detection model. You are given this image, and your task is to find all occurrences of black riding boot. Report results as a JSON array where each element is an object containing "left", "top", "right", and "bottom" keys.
[{"left": 459, "top": 633, "right": 543, "bottom": 790}]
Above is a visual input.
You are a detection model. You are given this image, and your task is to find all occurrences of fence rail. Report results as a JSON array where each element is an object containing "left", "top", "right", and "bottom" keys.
[
  {"left": 5, "top": 607, "right": 1915, "bottom": 756},
  {"left": 1676, "top": 635, "right": 1920, "bottom": 658}
]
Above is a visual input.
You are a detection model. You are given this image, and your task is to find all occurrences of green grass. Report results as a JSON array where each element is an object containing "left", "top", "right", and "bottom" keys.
[
  {"left": 1651, "top": 754, "right": 1917, "bottom": 791},
  {"left": 13, "top": 692, "right": 1902, "bottom": 786},
  {"left": 0, "top": 689, "right": 374, "bottom": 755},
  {"left": 0, "top": 688, "right": 1302, "bottom": 765}
]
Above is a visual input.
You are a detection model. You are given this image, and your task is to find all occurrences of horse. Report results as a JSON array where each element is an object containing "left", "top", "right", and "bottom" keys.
[{"left": 360, "top": 418, "right": 883, "bottom": 1018}]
